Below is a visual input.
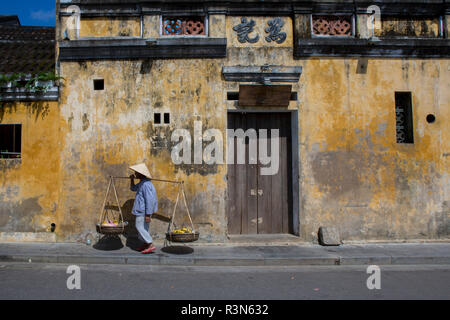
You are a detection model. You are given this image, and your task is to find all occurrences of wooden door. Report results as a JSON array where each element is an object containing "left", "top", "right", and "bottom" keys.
[{"left": 227, "top": 112, "right": 292, "bottom": 234}]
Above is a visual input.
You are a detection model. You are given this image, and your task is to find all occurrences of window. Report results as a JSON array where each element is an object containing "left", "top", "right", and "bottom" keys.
[
  {"left": 162, "top": 16, "right": 206, "bottom": 36},
  {"left": 93, "top": 79, "right": 104, "bottom": 90},
  {"left": 154, "top": 112, "right": 161, "bottom": 124},
  {"left": 227, "top": 92, "right": 239, "bottom": 101},
  {"left": 163, "top": 113, "right": 170, "bottom": 124},
  {"left": 395, "top": 92, "right": 414, "bottom": 144},
  {"left": 0, "top": 124, "right": 21, "bottom": 159},
  {"left": 312, "top": 15, "right": 353, "bottom": 36},
  {"left": 154, "top": 112, "right": 170, "bottom": 125}
]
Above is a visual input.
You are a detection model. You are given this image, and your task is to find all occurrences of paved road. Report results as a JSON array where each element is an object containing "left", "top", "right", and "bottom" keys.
[{"left": 0, "top": 263, "right": 449, "bottom": 300}]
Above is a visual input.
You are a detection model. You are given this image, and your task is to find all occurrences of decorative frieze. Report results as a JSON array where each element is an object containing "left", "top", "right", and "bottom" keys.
[{"left": 229, "top": 16, "right": 292, "bottom": 46}]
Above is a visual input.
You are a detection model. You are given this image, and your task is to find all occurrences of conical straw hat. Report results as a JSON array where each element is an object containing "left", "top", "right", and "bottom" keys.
[{"left": 129, "top": 163, "right": 152, "bottom": 179}]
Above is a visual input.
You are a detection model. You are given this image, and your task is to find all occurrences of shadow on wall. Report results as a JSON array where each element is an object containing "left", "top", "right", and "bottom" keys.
[
  {"left": 0, "top": 101, "right": 50, "bottom": 122},
  {"left": 0, "top": 102, "right": 17, "bottom": 122}
]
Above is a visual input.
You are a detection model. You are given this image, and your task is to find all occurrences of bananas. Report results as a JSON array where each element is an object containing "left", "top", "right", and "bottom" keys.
[{"left": 172, "top": 227, "right": 193, "bottom": 234}]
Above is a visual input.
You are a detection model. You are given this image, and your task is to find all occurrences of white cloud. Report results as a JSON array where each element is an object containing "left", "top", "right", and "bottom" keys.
[{"left": 30, "top": 9, "right": 54, "bottom": 22}]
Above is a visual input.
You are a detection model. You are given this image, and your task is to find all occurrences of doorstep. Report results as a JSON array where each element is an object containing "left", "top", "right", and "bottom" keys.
[{"left": 225, "top": 234, "right": 310, "bottom": 246}]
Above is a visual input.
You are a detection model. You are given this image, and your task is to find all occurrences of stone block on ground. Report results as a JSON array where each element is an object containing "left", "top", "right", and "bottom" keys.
[{"left": 318, "top": 227, "right": 341, "bottom": 246}]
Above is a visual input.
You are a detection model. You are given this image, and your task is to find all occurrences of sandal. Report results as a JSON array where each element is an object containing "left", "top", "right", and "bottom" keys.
[{"left": 141, "top": 246, "right": 156, "bottom": 254}]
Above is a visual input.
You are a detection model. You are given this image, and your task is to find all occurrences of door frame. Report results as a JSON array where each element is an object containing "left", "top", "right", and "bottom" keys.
[{"left": 226, "top": 109, "right": 300, "bottom": 236}]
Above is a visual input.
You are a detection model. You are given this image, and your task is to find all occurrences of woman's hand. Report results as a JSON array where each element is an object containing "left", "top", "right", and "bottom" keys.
[
  {"left": 145, "top": 214, "right": 151, "bottom": 223},
  {"left": 130, "top": 174, "right": 136, "bottom": 188}
]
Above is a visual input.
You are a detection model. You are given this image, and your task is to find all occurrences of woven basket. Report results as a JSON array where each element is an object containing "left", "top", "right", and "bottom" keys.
[
  {"left": 166, "top": 231, "right": 199, "bottom": 243},
  {"left": 96, "top": 222, "right": 128, "bottom": 235}
]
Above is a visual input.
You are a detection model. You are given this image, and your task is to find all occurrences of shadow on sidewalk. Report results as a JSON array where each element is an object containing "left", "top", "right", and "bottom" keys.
[
  {"left": 161, "top": 246, "right": 194, "bottom": 255},
  {"left": 93, "top": 235, "right": 124, "bottom": 251}
]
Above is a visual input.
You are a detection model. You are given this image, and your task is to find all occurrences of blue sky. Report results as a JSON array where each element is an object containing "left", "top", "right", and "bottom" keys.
[{"left": 1, "top": 0, "right": 56, "bottom": 26}]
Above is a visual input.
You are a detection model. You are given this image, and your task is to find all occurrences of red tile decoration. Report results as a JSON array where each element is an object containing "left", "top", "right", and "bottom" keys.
[
  {"left": 313, "top": 16, "right": 352, "bottom": 36},
  {"left": 163, "top": 17, "right": 205, "bottom": 36}
]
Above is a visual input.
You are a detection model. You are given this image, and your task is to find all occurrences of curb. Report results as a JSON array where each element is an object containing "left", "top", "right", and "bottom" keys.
[{"left": 1, "top": 254, "right": 449, "bottom": 266}]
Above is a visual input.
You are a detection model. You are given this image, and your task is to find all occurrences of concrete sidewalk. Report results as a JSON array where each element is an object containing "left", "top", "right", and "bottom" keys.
[{"left": 0, "top": 240, "right": 449, "bottom": 266}]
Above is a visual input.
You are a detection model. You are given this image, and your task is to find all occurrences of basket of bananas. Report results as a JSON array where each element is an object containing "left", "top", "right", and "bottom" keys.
[
  {"left": 166, "top": 227, "right": 199, "bottom": 243},
  {"left": 165, "top": 181, "right": 199, "bottom": 243}
]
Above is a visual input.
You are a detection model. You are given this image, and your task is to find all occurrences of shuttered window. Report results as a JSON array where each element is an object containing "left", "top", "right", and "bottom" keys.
[{"left": 395, "top": 92, "right": 414, "bottom": 144}]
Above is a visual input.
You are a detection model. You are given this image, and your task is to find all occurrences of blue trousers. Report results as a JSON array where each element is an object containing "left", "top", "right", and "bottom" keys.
[{"left": 135, "top": 215, "right": 152, "bottom": 244}]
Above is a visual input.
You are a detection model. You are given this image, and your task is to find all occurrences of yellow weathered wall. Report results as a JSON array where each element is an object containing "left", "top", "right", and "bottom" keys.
[
  {"left": 209, "top": 15, "right": 226, "bottom": 38},
  {"left": 225, "top": 16, "right": 448, "bottom": 241},
  {"left": 0, "top": 101, "right": 62, "bottom": 234},
  {"left": 58, "top": 59, "right": 227, "bottom": 242},
  {"left": 52, "top": 14, "right": 449, "bottom": 242},
  {"left": 298, "top": 59, "right": 449, "bottom": 241},
  {"left": 142, "top": 15, "right": 159, "bottom": 38},
  {"left": 79, "top": 17, "right": 141, "bottom": 38}
]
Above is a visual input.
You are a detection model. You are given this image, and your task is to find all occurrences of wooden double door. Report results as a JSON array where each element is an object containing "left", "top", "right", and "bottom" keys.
[{"left": 227, "top": 112, "right": 293, "bottom": 234}]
